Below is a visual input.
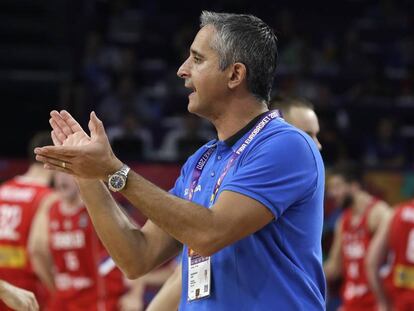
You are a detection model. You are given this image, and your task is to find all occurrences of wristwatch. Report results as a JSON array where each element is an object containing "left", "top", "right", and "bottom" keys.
[{"left": 108, "top": 164, "right": 130, "bottom": 192}]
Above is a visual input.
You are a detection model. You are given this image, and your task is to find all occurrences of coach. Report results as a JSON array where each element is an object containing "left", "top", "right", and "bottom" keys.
[{"left": 35, "top": 11, "right": 325, "bottom": 310}]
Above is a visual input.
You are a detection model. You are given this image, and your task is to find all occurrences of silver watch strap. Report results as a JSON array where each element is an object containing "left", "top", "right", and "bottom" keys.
[{"left": 118, "top": 164, "right": 130, "bottom": 177}]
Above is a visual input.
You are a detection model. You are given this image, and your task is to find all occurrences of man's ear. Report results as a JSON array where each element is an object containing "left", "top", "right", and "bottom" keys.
[{"left": 228, "top": 62, "right": 247, "bottom": 90}]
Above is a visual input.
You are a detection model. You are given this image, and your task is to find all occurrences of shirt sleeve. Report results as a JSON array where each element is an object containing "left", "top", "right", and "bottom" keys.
[
  {"left": 169, "top": 154, "right": 196, "bottom": 199},
  {"left": 169, "top": 167, "right": 186, "bottom": 198},
  {"left": 221, "top": 130, "right": 319, "bottom": 219}
]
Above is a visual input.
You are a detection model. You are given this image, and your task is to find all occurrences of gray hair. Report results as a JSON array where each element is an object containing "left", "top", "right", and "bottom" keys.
[{"left": 200, "top": 11, "right": 278, "bottom": 102}]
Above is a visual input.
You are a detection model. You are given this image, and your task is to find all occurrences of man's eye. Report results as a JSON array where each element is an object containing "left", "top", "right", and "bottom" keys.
[{"left": 194, "top": 57, "right": 201, "bottom": 63}]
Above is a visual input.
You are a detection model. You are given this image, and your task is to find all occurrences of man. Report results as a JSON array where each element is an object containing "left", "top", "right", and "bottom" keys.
[
  {"left": 366, "top": 199, "right": 414, "bottom": 311},
  {"left": 0, "top": 132, "right": 57, "bottom": 310},
  {"left": 146, "top": 95, "right": 323, "bottom": 311},
  {"left": 0, "top": 279, "right": 39, "bottom": 311},
  {"left": 29, "top": 171, "right": 143, "bottom": 311},
  {"left": 270, "top": 95, "right": 322, "bottom": 150},
  {"left": 324, "top": 165, "right": 391, "bottom": 311},
  {"left": 35, "top": 11, "right": 326, "bottom": 310}
]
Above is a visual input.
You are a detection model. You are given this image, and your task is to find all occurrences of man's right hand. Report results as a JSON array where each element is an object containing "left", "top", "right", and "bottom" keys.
[
  {"left": 35, "top": 110, "right": 122, "bottom": 180},
  {"left": 0, "top": 280, "right": 39, "bottom": 311}
]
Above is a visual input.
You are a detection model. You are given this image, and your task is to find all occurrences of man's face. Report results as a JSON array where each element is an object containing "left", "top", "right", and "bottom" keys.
[
  {"left": 177, "top": 25, "right": 229, "bottom": 117},
  {"left": 284, "top": 106, "right": 322, "bottom": 150},
  {"left": 326, "top": 175, "right": 352, "bottom": 208}
]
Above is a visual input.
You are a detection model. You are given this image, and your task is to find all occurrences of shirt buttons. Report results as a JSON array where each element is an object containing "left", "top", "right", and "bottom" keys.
[
  {"left": 211, "top": 172, "right": 215, "bottom": 177},
  {"left": 217, "top": 155, "right": 222, "bottom": 160}
]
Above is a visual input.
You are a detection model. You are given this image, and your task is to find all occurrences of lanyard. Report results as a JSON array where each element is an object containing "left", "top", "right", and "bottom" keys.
[{"left": 186, "top": 110, "right": 280, "bottom": 204}]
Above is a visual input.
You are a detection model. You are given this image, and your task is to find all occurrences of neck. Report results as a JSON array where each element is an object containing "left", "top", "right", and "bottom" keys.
[{"left": 210, "top": 98, "right": 268, "bottom": 141}]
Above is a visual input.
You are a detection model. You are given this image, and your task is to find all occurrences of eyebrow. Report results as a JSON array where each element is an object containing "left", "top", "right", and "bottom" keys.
[{"left": 190, "top": 48, "right": 205, "bottom": 59}]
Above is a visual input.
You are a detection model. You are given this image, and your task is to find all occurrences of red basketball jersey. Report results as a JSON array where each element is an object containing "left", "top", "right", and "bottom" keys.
[
  {"left": 0, "top": 177, "right": 52, "bottom": 310},
  {"left": 48, "top": 201, "right": 126, "bottom": 311},
  {"left": 340, "top": 198, "right": 379, "bottom": 311},
  {"left": 384, "top": 201, "right": 414, "bottom": 310}
]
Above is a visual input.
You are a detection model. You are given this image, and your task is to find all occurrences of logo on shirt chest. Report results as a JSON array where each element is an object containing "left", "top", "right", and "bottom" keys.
[
  {"left": 52, "top": 230, "right": 85, "bottom": 250},
  {"left": 343, "top": 241, "right": 365, "bottom": 259},
  {"left": 184, "top": 185, "right": 202, "bottom": 197}
]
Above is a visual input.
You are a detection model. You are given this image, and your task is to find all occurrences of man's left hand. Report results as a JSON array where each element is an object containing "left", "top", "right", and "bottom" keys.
[{"left": 34, "top": 110, "right": 122, "bottom": 180}]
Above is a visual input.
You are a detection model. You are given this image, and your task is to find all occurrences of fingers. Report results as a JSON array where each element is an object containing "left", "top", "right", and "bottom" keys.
[
  {"left": 51, "top": 128, "right": 64, "bottom": 146},
  {"left": 29, "top": 293, "right": 39, "bottom": 311},
  {"left": 50, "top": 118, "right": 67, "bottom": 143},
  {"left": 33, "top": 300, "right": 39, "bottom": 311},
  {"left": 89, "top": 111, "right": 106, "bottom": 138},
  {"left": 35, "top": 154, "right": 71, "bottom": 168},
  {"left": 34, "top": 146, "right": 77, "bottom": 175},
  {"left": 36, "top": 155, "right": 76, "bottom": 175},
  {"left": 50, "top": 110, "right": 89, "bottom": 142},
  {"left": 51, "top": 130, "right": 62, "bottom": 146},
  {"left": 43, "top": 162, "right": 75, "bottom": 175},
  {"left": 50, "top": 110, "right": 73, "bottom": 138},
  {"left": 60, "top": 110, "right": 85, "bottom": 133},
  {"left": 34, "top": 145, "right": 79, "bottom": 158},
  {"left": 88, "top": 118, "right": 94, "bottom": 137},
  {"left": 35, "top": 151, "right": 78, "bottom": 176}
]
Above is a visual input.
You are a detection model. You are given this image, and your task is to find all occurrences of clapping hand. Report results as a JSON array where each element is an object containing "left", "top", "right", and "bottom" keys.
[{"left": 35, "top": 110, "right": 122, "bottom": 180}]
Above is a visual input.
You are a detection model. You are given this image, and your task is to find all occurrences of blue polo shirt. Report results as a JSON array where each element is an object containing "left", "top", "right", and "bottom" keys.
[{"left": 170, "top": 114, "right": 326, "bottom": 310}]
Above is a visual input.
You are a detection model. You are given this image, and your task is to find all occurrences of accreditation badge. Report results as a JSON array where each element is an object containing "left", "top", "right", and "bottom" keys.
[{"left": 187, "top": 248, "right": 211, "bottom": 301}]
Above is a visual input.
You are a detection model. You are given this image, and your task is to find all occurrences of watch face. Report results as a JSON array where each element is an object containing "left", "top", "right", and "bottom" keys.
[{"left": 109, "top": 174, "right": 125, "bottom": 191}]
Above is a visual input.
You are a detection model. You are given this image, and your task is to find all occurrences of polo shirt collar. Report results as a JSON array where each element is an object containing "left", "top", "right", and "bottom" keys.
[{"left": 224, "top": 111, "right": 269, "bottom": 147}]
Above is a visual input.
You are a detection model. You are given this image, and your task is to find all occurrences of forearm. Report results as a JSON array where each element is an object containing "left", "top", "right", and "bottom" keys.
[
  {"left": 146, "top": 266, "right": 182, "bottom": 311},
  {"left": 138, "top": 264, "right": 176, "bottom": 286},
  {"left": 366, "top": 266, "right": 389, "bottom": 305},
  {"left": 366, "top": 251, "right": 390, "bottom": 306},
  {"left": 324, "top": 219, "right": 343, "bottom": 282},
  {"left": 366, "top": 208, "right": 393, "bottom": 304},
  {"left": 28, "top": 198, "right": 56, "bottom": 292},
  {"left": 366, "top": 206, "right": 391, "bottom": 303},
  {"left": 76, "top": 179, "right": 158, "bottom": 277},
  {"left": 31, "top": 254, "right": 55, "bottom": 292},
  {"left": 323, "top": 260, "right": 340, "bottom": 282},
  {"left": 366, "top": 229, "right": 391, "bottom": 305},
  {"left": 121, "top": 171, "right": 220, "bottom": 256}
]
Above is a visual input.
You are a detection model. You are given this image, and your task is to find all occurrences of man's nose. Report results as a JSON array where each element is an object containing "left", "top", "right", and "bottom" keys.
[{"left": 177, "top": 57, "right": 190, "bottom": 79}]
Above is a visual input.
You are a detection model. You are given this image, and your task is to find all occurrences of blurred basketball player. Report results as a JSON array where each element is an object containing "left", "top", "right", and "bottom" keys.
[
  {"left": 30, "top": 172, "right": 143, "bottom": 311},
  {"left": 0, "top": 132, "right": 57, "bottom": 310},
  {"left": 367, "top": 198, "right": 414, "bottom": 311},
  {"left": 324, "top": 165, "right": 391, "bottom": 311}
]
